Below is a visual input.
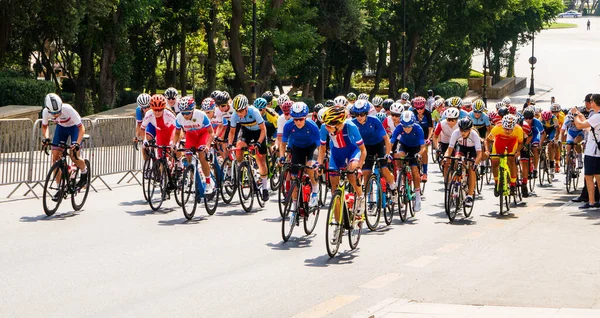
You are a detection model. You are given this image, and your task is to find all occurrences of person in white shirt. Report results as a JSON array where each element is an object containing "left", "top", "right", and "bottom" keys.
[{"left": 573, "top": 93, "right": 600, "bottom": 209}]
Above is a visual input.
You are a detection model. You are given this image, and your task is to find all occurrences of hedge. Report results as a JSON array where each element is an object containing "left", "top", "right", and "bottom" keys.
[
  {"left": 430, "top": 78, "right": 468, "bottom": 98},
  {"left": 0, "top": 77, "right": 55, "bottom": 107}
]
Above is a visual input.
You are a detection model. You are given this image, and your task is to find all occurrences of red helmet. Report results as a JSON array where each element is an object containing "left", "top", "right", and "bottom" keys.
[
  {"left": 508, "top": 104, "right": 517, "bottom": 115},
  {"left": 541, "top": 110, "right": 553, "bottom": 121},
  {"left": 281, "top": 100, "right": 293, "bottom": 115},
  {"left": 150, "top": 94, "right": 166, "bottom": 111},
  {"left": 412, "top": 97, "right": 426, "bottom": 109},
  {"left": 488, "top": 110, "right": 499, "bottom": 124}
]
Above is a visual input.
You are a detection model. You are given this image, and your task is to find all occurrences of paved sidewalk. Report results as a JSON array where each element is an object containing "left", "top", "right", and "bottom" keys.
[{"left": 355, "top": 298, "right": 600, "bottom": 318}]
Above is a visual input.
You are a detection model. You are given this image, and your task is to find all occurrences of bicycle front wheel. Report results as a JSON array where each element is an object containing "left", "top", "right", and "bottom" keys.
[
  {"left": 447, "top": 172, "right": 461, "bottom": 222},
  {"left": 238, "top": 162, "right": 255, "bottom": 212},
  {"left": 278, "top": 166, "right": 291, "bottom": 218},
  {"left": 270, "top": 153, "right": 281, "bottom": 190},
  {"left": 43, "top": 161, "right": 66, "bottom": 216},
  {"left": 398, "top": 174, "right": 408, "bottom": 222},
  {"left": 148, "top": 160, "right": 168, "bottom": 211},
  {"left": 364, "top": 174, "right": 381, "bottom": 231},
  {"left": 304, "top": 198, "right": 321, "bottom": 235},
  {"left": 325, "top": 191, "right": 343, "bottom": 258},
  {"left": 281, "top": 180, "right": 299, "bottom": 242},
  {"left": 220, "top": 157, "right": 237, "bottom": 204},
  {"left": 71, "top": 159, "right": 91, "bottom": 211},
  {"left": 181, "top": 164, "right": 198, "bottom": 220},
  {"left": 383, "top": 191, "right": 395, "bottom": 225},
  {"left": 142, "top": 159, "right": 152, "bottom": 202},
  {"left": 204, "top": 163, "right": 220, "bottom": 215}
]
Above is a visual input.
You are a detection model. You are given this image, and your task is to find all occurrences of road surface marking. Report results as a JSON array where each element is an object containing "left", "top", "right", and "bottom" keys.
[
  {"left": 360, "top": 273, "right": 403, "bottom": 289},
  {"left": 462, "top": 231, "right": 485, "bottom": 239},
  {"left": 292, "top": 294, "right": 360, "bottom": 318},
  {"left": 405, "top": 256, "right": 438, "bottom": 267},
  {"left": 435, "top": 243, "right": 463, "bottom": 253}
]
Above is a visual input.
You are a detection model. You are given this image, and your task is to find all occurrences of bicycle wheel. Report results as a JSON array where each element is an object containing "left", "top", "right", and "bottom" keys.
[
  {"left": 383, "top": 190, "right": 395, "bottom": 225},
  {"left": 255, "top": 173, "right": 266, "bottom": 208},
  {"left": 181, "top": 164, "right": 197, "bottom": 220},
  {"left": 408, "top": 186, "right": 415, "bottom": 218},
  {"left": 348, "top": 206, "right": 362, "bottom": 250},
  {"left": 498, "top": 167, "right": 509, "bottom": 215},
  {"left": 476, "top": 167, "right": 483, "bottom": 195},
  {"left": 325, "top": 191, "right": 343, "bottom": 258},
  {"left": 447, "top": 171, "right": 461, "bottom": 222},
  {"left": 142, "top": 159, "right": 152, "bottom": 202},
  {"left": 278, "top": 166, "right": 291, "bottom": 218},
  {"left": 485, "top": 160, "right": 493, "bottom": 185},
  {"left": 539, "top": 156, "right": 547, "bottom": 186},
  {"left": 148, "top": 160, "right": 168, "bottom": 211},
  {"left": 71, "top": 159, "right": 91, "bottom": 211},
  {"left": 463, "top": 182, "right": 474, "bottom": 218},
  {"left": 528, "top": 161, "right": 536, "bottom": 193},
  {"left": 270, "top": 153, "right": 281, "bottom": 190},
  {"left": 304, "top": 197, "right": 321, "bottom": 235},
  {"left": 364, "top": 174, "right": 381, "bottom": 231},
  {"left": 220, "top": 157, "right": 237, "bottom": 204},
  {"left": 237, "top": 162, "right": 254, "bottom": 212},
  {"left": 42, "top": 161, "right": 66, "bottom": 216},
  {"left": 318, "top": 173, "right": 329, "bottom": 206},
  {"left": 204, "top": 164, "right": 220, "bottom": 215},
  {"left": 281, "top": 180, "right": 299, "bottom": 242},
  {"left": 398, "top": 174, "right": 408, "bottom": 222},
  {"left": 444, "top": 174, "right": 455, "bottom": 220},
  {"left": 173, "top": 167, "right": 183, "bottom": 207}
]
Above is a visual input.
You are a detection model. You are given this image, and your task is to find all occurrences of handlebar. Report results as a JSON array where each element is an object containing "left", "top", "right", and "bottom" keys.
[{"left": 42, "top": 142, "right": 79, "bottom": 160}]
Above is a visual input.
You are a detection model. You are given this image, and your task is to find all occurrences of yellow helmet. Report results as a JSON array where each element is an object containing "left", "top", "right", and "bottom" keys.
[
  {"left": 232, "top": 94, "right": 248, "bottom": 111},
  {"left": 322, "top": 106, "right": 347, "bottom": 126}
]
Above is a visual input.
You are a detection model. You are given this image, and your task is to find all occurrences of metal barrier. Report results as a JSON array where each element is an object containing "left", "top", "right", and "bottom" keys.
[{"left": 0, "top": 119, "right": 35, "bottom": 197}]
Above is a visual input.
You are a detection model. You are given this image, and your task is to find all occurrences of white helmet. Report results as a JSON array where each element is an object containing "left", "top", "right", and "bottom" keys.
[
  {"left": 334, "top": 95, "right": 348, "bottom": 107},
  {"left": 390, "top": 102, "right": 403, "bottom": 115},
  {"left": 277, "top": 94, "right": 290, "bottom": 105},
  {"left": 357, "top": 93, "right": 369, "bottom": 100},
  {"left": 502, "top": 97, "right": 511, "bottom": 105},
  {"left": 401, "top": 92, "right": 410, "bottom": 100},
  {"left": 45, "top": 93, "right": 63, "bottom": 113},
  {"left": 444, "top": 107, "right": 460, "bottom": 119},
  {"left": 317, "top": 108, "right": 328, "bottom": 122},
  {"left": 137, "top": 93, "right": 151, "bottom": 108}
]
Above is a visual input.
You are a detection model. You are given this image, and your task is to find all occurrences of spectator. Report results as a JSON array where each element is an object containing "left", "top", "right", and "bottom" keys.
[
  {"left": 426, "top": 89, "right": 435, "bottom": 112},
  {"left": 573, "top": 93, "right": 600, "bottom": 209},
  {"left": 522, "top": 98, "right": 533, "bottom": 111},
  {"left": 572, "top": 93, "right": 598, "bottom": 203},
  {"left": 587, "top": 19, "right": 591, "bottom": 31}
]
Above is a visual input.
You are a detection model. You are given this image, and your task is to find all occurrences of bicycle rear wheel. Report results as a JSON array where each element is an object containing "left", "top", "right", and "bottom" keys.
[
  {"left": 269, "top": 153, "right": 281, "bottom": 190},
  {"left": 565, "top": 160, "right": 573, "bottom": 193},
  {"left": 238, "top": 162, "right": 255, "bottom": 212},
  {"left": 476, "top": 168, "right": 483, "bottom": 195},
  {"left": 278, "top": 166, "right": 291, "bottom": 217},
  {"left": 364, "top": 174, "right": 381, "bottom": 231},
  {"left": 204, "top": 163, "right": 220, "bottom": 215},
  {"left": 43, "top": 161, "right": 66, "bottom": 216},
  {"left": 142, "top": 159, "right": 152, "bottom": 202},
  {"left": 539, "top": 156, "right": 548, "bottom": 187},
  {"left": 446, "top": 172, "right": 461, "bottom": 222},
  {"left": 304, "top": 200, "right": 321, "bottom": 235},
  {"left": 398, "top": 174, "right": 408, "bottom": 222},
  {"left": 173, "top": 167, "right": 183, "bottom": 207},
  {"left": 383, "top": 191, "right": 395, "bottom": 225},
  {"left": 181, "top": 164, "right": 197, "bottom": 220},
  {"left": 148, "top": 161, "right": 168, "bottom": 211},
  {"left": 318, "top": 173, "right": 329, "bottom": 206},
  {"left": 348, "top": 208, "right": 362, "bottom": 250},
  {"left": 220, "top": 157, "right": 237, "bottom": 204},
  {"left": 325, "top": 191, "right": 343, "bottom": 258},
  {"left": 71, "top": 159, "right": 91, "bottom": 211},
  {"left": 281, "top": 181, "right": 299, "bottom": 242}
]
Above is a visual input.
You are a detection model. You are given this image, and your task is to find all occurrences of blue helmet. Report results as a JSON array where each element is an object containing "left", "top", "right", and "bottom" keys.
[
  {"left": 351, "top": 100, "right": 370, "bottom": 115},
  {"left": 375, "top": 112, "right": 387, "bottom": 123},
  {"left": 290, "top": 102, "right": 309, "bottom": 118},
  {"left": 179, "top": 97, "right": 196, "bottom": 112},
  {"left": 400, "top": 110, "right": 415, "bottom": 127},
  {"left": 254, "top": 97, "right": 268, "bottom": 110}
]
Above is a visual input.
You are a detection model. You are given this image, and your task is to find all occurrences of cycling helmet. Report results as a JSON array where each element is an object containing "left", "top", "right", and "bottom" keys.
[
  {"left": 523, "top": 107, "right": 535, "bottom": 120},
  {"left": 164, "top": 87, "right": 178, "bottom": 99},
  {"left": 567, "top": 112, "right": 575, "bottom": 123},
  {"left": 382, "top": 98, "right": 394, "bottom": 111},
  {"left": 261, "top": 91, "right": 273, "bottom": 103},
  {"left": 462, "top": 101, "right": 473, "bottom": 110},
  {"left": 232, "top": 94, "right": 249, "bottom": 111},
  {"left": 412, "top": 96, "right": 426, "bottom": 109},
  {"left": 201, "top": 97, "right": 217, "bottom": 112},
  {"left": 534, "top": 106, "right": 542, "bottom": 115},
  {"left": 498, "top": 106, "right": 509, "bottom": 117},
  {"left": 254, "top": 97, "right": 268, "bottom": 110},
  {"left": 458, "top": 117, "right": 473, "bottom": 130},
  {"left": 210, "top": 90, "right": 221, "bottom": 100},
  {"left": 351, "top": 100, "right": 370, "bottom": 115},
  {"left": 324, "top": 99, "right": 335, "bottom": 107},
  {"left": 495, "top": 101, "right": 505, "bottom": 111},
  {"left": 507, "top": 104, "right": 517, "bottom": 115},
  {"left": 137, "top": 93, "right": 151, "bottom": 108},
  {"left": 488, "top": 110, "right": 499, "bottom": 123},
  {"left": 322, "top": 106, "right": 347, "bottom": 126},
  {"left": 502, "top": 97, "right": 511, "bottom": 105},
  {"left": 178, "top": 96, "right": 190, "bottom": 111},
  {"left": 473, "top": 99, "right": 485, "bottom": 112},
  {"left": 45, "top": 93, "right": 63, "bottom": 113},
  {"left": 181, "top": 97, "right": 196, "bottom": 112},
  {"left": 502, "top": 114, "right": 517, "bottom": 130},
  {"left": 334, "top": 95, "right": 348, "bottom": 107},
  {"left": 372, "top": 96, "right": 383, "bottom": 106},
  {"left": 281, "top": 100, "right": 293, "bottom": 115},
  {"left": 390, "top": 103, "right": 403, "bottom": 115},
  {"left": 317, "top": 108, "right": 328, "bottom": 122},
  {"left": 434, "top": 99, "right": 445, "bottom": 109},
  {"left": 541, "top": 110, "right": 553, "bottom": 121},
  {"left": 346, "top": 92, "right": 357, "bottom": 102},
  {"left": 150, "top": 94, "right": 166, "bottom": 111},
  {"left": 290, "top": 102, "right": 309, "bottom": 118},
  {"left": 357, "top": 93, "right": 369, "bottom": 100},
  {"left": 375, "top": 112, "right": 387, "bottom": 122},
  {"left": 427, "top": 89, "right": 434, "bottom": 96},
  {"left": 551, "top": 103, "right": 561, "bottom": 112},
  {"left": 400, "top": 110, "right": 415, "bottom": 127},
  {"left": 215, "top": 91, "right": 230, "bottom": 105},
  {"left": 448, "top": 96, "right": 463, "bottom": 108},
  {"left": 401, "top": 92, "right": 410, "bottom": 101},
  {"left": 434, "top": 95, "right": 442, "bottom": 100},
  {"left": 314, "top": 103, "right": 324, "bottom": 113},
  {"left": 445, "top": 107, "right": 460, "bottom": 119},
  {"left": 277, "top": 94, "right": 290, "bottom": 106}
]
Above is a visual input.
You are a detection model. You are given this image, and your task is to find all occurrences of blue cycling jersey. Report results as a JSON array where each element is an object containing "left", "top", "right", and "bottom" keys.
[
  {"left": 229, "top": 106, "right": 264, "bottom": 131},
  {"left": 282, "top": 119, "right": 320, "bottom": 148},
  {"left": 351, "top": 116, "right": 386, "bottom": 146},
  {"left": 390, "top": 124, "right": 425, "bottom": 147},
  {"left": 320, "top": 120, "right": 364, "bottom": 150},
  {"left": 562, "top": 118, "right": 581, "bottom": 133},
  {"left": 469, "top": 112, "right": 491, "bottom": 127}
]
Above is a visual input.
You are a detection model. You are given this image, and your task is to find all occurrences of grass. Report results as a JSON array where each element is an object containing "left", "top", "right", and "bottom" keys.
[
  {"left": 545, "top": 22, "right": 578, "bottom": 29},
  {"left": 470, "top": 70, "right": 484, "bottom": 78}
]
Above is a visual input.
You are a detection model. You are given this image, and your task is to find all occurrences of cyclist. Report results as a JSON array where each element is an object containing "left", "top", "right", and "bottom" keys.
[
  {"left": 561, "top": 112, "right": 584, "bottom": 170},
  {"left": 173, "top": 97, "right": 216, "bottom": 194},
  {"left": 522, "top": 107, "right": 544, "bottom": 179},
  {"left": 227, "top": 94, "right": 271, "bottom": 201},
  {"left": 41, "top": 93, "right": 89, "bottom": 194},
  {"left": 461, "top": 101, "right": 473, "bottom": 113},
  {"left": 312, "top": 103, "right": 324, "bottom": 127},
  {"left": 276, "top": 100, "right": 293, "bottom": 150},
  {"left": 275, "top": 94, "right": 290, "bottom": 115},
  {"left": 383, "top": 103, "right": 403, "bottom": 136},
  {"left": 426, "top": 89, "right": 435, "bottom": 112},
  {"left": 434, "top": 107, "right": 461, "bottom": 178},
  {"left": 213, "top": 91, "right": 232, "bottom": 140},
  {"left": 350, "top": 100, "right": 397, "bottom": 199},
  {"left": 518, "top": 115, "right": 533, "bottom": 197},
  {"left": 485, "top": 114, "right": 523, "bottom": 196},
  {"left": 431, "top": 99, "right": 445, "bottom": 127},
  {"left": 316, "top": 105, "right": 367, "bottom": 216},
  {"left": 358, "top": 93, "right": 369, "bottom": 101},
  {"left": 254, "top": 97, "right": 279, "bottom": 140},
  {"left": 551, "top": 103, "right": 566, "bottom": 173},
  {"left": 372, "top": 96, "right": 384, "bottom": 113},
  {"left": 333, "top": 95, "right": 348, "bottom": 111},
  {"left": 399, "top": 92, "right": 411, "bottom": 110},
  {"left": 540, "top": 109, "right": 560, "bottom": 179},
  {"left": 444, "top": 117, "right": 482, "bottom": 207},
  {"left": 201, "top": 97, "right": 219, "bottom": 129},
  {"left": 262, "top": 91, "right": 274, "bottom": 108},
  {"left": 382, "top": 98, "right": 394, "bottom": 116},
  {"left": 412, "top": 96, "right": 433, "bottom": 182},
  {"left": 134, "top": 93, "right": 155, "bottom": 161},
  {"left": 164, "top": 87, "right": 180, "bottom": 114},
  {"left": 470, "top": 99, "right": 491, "bottom": 138},
  {"left": 390, "top": 111, "right": 426, "bottom": 212},
  {"left": 347, "top": 92, "right": 357, "bottom": 108},
  {"left": 140, "top": 95, "right": 178, "bottom": 158},
  {"left": 441, "top": 97, "right": 469, "bottom": 119},
  {"left": 280, "top": 102, "right": 321, "bottom": 208}
]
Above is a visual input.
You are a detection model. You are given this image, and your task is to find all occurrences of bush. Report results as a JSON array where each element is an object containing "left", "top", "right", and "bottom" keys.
[
  {"left": 0, "top": 77, "right": 55, "bottom": 106},
  {"left": 61, "top": 92, "right": 75, "bottom": 104},
  {"left": 469, "top": 70, "right": 484, "bottom": 78},
  {"left": 290, "top": 96, "right": 316, "bottom": 111},
  {"left": 115, "top": 90, "right": 140, "bottom": 107},
  {"left": 193, "top": 85, "right": 234, "bottom": 102},
  {"left": 430, "top": 78, "right": 468, "bottom": 99}
]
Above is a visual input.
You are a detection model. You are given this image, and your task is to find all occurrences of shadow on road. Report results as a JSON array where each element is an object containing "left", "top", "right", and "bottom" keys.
[
  {"left": 304, "top": 249, "right": 359, "bottom": 267},
  {"left": 482, "top": 211, "right": 519, "bottom": 219},
  {"left": 20, "top": 211, "right": 80, "bottom": 222},
  {"left": 266, "top": 235, "right": 315, "bottom": 250},
  {"left": 262, "top": 217, "right": 281, "bottom": 223},
  {"left": 217, "top": 209, "right": 254, "bottom": 216},
  {"left": 119, "top": 199, "right": 148, "bottom": 206},
  {"left": 158, "top": 216, "right": 207, "bottom": 226},
  {"left": 126, "top": 207, "right": 176, "bottom": 216},
  {"left": 362, "top": 226, "right": 393, "bottom": 236}
]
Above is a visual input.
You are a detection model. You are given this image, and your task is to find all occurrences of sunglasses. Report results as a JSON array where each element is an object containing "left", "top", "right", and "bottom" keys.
[
  {"left": 391, "top": 114, "right": 400, "bottom": 118},
  {"left": 219, "top": 104, "right": 228, "bottom": 108},
  {"left": 474, "top": 110, "right": 482, "bottom": 114},
  {"left": 167, "top": 97, "right": 176, "bottom": 101},
  {"left": 447, "top": 118, "right": 457, "bottom": 122},
  {"left": 181, "top": 111, "right": 193, "bottom": 115},
  {"left": 293, "top": 118, "right": 305, "bottom": 122},
  {"left": 356, "top": 113, "right": 367, "bottom": 117},
  {"left": 154, "top": 109, "right": 164, "bottom": 113},
  {"left": 49, "top": 110, "right": 61, "bottom": 115}
]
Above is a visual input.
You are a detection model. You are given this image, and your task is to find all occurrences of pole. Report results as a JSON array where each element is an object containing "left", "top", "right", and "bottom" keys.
[
  {"left": 252, "top": 0, "right": 257, "bottom": 99},
  {"left": 401, "top": 0, "right": 406, "bottom": 91},
  {"left": 529, "top": 33, "right": 535, "bottom": 96},
  {"left": 483, "top": 46, "right": 487, "bottom": 108},
  {"left": 321, "top": 49, "right": 326, "bottom": 103}
]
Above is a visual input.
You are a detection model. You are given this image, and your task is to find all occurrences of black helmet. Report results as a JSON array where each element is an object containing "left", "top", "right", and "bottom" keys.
[
  {"left": 523, "top": 107, "right": 534, "bottom": 120},
  {"left": 314, "top": 103, "right": 324, "bottom": 113},
  {"left": 382, "top": 98, "right": 394, "bottom": 111},
  {"left": 498, "top": 106, "right": 509, "bottom": 117},
  {"left": 458, "top": 117, "right": 473, "bottom": 130},
  {"left": 324, "top": 99, "right": 335, "bottom": 107},
  {"left": 261, "top": 91, "right": 273, "bottom": 103}
]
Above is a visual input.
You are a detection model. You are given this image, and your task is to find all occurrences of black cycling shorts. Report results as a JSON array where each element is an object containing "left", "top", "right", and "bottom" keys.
[
  {"left": 290, "top": 145, "right": 317, "bottom": 175},
  {"left": 363, "top": 141, "right": 386, "bottom": 171},
  {"left": 456, "top": 145, "right": 477, "bottom": 161},
  {"left": 238, "top": 127, "right": 268, "bottom": 154},
  {"left": 397, "top": 143, "right": 421, "bottom": 167}
]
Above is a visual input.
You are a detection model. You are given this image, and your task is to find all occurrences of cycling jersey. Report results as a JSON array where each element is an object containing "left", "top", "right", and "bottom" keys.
[
  {"left": 469, "top": 112, "right": 491, "bottom": 128},
  {"left": 175, "top": 109, "right": 211, "bottom": 132},
  {"left": 229, "top": 106, "right": 264, "bottom": 131},
  {"left": 214, "top": 105, "right": 233, "bottom": 125},
  {"left": 277, "top": 114, "right": 291, "bottom": 138},
  {"left": 42, "top": 104, "right": 82, "bottom": 128},
  {"left": 319, "top": 120, "right": 364, "bottom": 149},
  {"left": 434, "top": 120, "right": 459, "bottom": 144},
  {"left": 351, "top": 116, "right": 386, "bottom": 146},
  {"left": 263, "top": 108, "right": 279, "bottom": 128},
  {"left": 562, "top": 118, "right": 584, "bottom": 142},
  {"left": 431, "top": 109, "right": 443, "bottom": 124},
  {"left": 530, "top": 118, "right": 543, "bottom": 144},
  {"left": 441, "top": 109, "right": 469, "bottom": 120},
  {"left": 412, "top": 109, "right": 433, "bottom": 139},
  {"left": 448, "top": 129, "right": 482, "bottom": 151},
  {"left": 426, "top": 97, "right": 435, "bottom": 112},
  {"left": 488, "top": 124, "right": 523, "bottom": 154},
  {"left": 542, "top": 116, "right": 558, "bottom": 128},
  {"left": 140, "top": 109, "right": 177, "bottom": 147},
  {"left": 282, "top": 119, "right": 320, "bottom": 148},
  {"left": 391, "top": 123, "right": 424, "bottom": 147},
  {"left": 383, "top": 116, "right": 397, "bottom": 135}
]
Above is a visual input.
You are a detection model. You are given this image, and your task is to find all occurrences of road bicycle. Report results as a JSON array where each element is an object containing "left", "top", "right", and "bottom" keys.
[
  {"left": 179, "top": 146, "right": 221, "bottom": 220},
  {"left": 364, "top": 155, "right": 395, "bottom": 229},
  {"left": 444, "top": 156, "right": 475, "bottom": 222},
  {"left": 281, "top": 164, "right": 321, "bottom": 242},
  {"left": 490, "top": 150, "right": 518, "bottom": 216},
  {"left": 145, "top": 142, "right": 183, "bottom": 211},
  {"left": 538, "top": 141, "right": 552, "bottom": 186},
  {"left": 323, "top": 168, "right": 365, "bottom": 258},
  {"left": 42, "top": 141, "right": 91, "bottom": 216},
  {"left": 563, "top": 141, "right": 581, "bottom": 194},
  {"left": 134, "top": 139, "right": 154, "bottom": 203},
  {"left": 233, "top": 145, "right": 266, "bottom": 213},
  {"left": 394, "top": 155, "right": 420, "bottom": 222}
]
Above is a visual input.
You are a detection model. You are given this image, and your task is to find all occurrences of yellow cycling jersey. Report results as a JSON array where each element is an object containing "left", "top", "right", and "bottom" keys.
[{"left": 264, "top": 108, "right": 279, "bottom": 128}]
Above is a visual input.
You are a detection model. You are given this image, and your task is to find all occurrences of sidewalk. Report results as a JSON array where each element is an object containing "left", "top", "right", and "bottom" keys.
[
  {"left": 463, "top": 83, "right": 553, "bottom": 110},
  {"left": 355, "top": 298, "right": 600, "bottom": 317}
]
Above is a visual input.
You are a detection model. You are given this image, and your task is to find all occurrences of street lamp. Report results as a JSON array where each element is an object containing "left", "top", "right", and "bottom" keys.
[
  {"left": 401, "top": 0, "right": 406, "bottom": 91},
  {"left": 320, "top": 48, "right": 326, "bottom": 103},
  {"left": 251, "top": 0, "right": 257, "bottom": 99},
  {"left": 528, "top": 32, "right": 536, "bottom": 96}
]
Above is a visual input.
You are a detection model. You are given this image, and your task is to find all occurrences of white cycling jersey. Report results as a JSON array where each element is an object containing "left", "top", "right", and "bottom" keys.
[
  {"left": 214, "top": 105, "right": 234, "bottom": 124},
  {"left": 448, "top": 129, "right": 482, "bottom": 150},
  {"left": 140, "top": 109, "right": 177, "bottom": 131},
  {"left": 175, "top": 109, "right": 211, "bottom": 132},
  {"left": 42, "top": 104, "right": 82, "bottom": 127},
  {"left": 434, "top": 120, "right": 459, "bottom": 144},
  {"left": 277, "top": 114, "right": 291, "bottom": 137}
]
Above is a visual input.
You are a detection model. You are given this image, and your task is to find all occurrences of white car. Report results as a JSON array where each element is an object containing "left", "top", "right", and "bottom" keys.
[{"left": 558, "top": 10, "right": 582, "bottom": 18}]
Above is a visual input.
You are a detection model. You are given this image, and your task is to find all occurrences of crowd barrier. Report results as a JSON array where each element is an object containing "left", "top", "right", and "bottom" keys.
[{"left": 0, "top": 116, "right": 140, "bottom": 199}]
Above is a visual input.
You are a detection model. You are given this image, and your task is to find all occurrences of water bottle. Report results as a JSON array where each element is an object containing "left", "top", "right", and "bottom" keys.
[
  {"left": 380, "top": 177, "right": 387, "bottom": 192},
  {"left": 68, "top": 164, "right": 77, "bottom": 180},
  {"left": 345, "top": 193, "right": 355, "bottom": 211},
  {"left": 302, "top": 184, "right": 311, "bottom": 202}
]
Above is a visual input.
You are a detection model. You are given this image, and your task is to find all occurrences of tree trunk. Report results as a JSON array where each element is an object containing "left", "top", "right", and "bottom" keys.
[
  {"left": 205, "top": 2, "right": 218, "bottom": 93},
  {"left": 75, "top": 42, "right": 92, "bottom": 113},
  {"left": 165, "top": 48, "right": 173, "bottom": 87},
  {"left": 229, "top": 0, "right": 251, "bottom": 97},
  {"left": 402, "top": 32, "right": 420, "bottom": 89},
  {"left": 506, "top": 35, "right": 518, "bottom": 78},
  {"left": 40, "top": 41, "right": 61, "bottom": 93},
  {"left": 388, "top": 39, "right": 398, "bottom": 99},
  {"left": 171, "top": 43, "right": 177, "bottom": 88},
  {"left": 257, "top": 0, "right": 284, "bottom": 95},
  {"left": 343, "top": 64, "right": 353, "bottom": 94},
  {"left": 492, "top": 46, "right": 501, "bottom": 84},
  {"left": 179, "top": 28, "right": 187, "bottom": 96},
  {"left": 417, "top": 42, "right": 441, "bottom": 90},
  {"left": 148, "top": 47, "right": 158, "bottom": 94},
  {"left": 98, "top": 39, "right": 118, "bottom": 111},
  {"left": 0, "top": 1, "right": 13, "bottom": 63},
  {"left": 369, "top": 40, "right": 387, "bottom": 99}
]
